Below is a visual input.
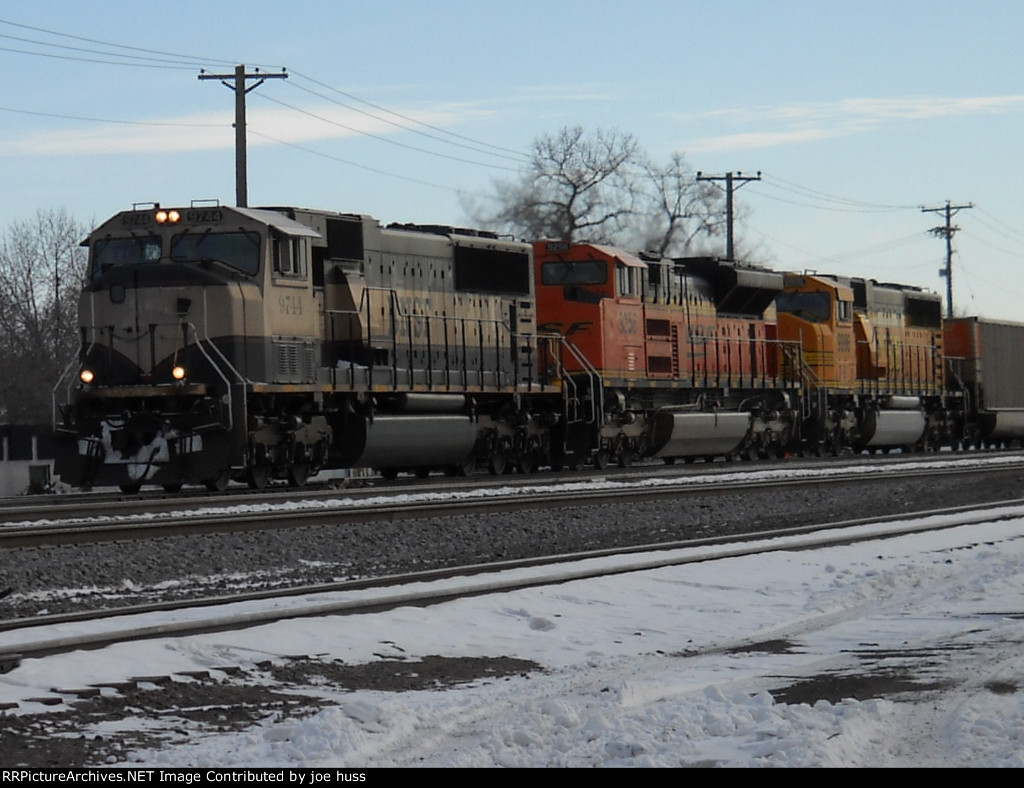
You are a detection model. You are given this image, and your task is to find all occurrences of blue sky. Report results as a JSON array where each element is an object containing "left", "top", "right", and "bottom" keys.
[{"left": 2, "top": 0, "right": 1023, "bottom": 319}]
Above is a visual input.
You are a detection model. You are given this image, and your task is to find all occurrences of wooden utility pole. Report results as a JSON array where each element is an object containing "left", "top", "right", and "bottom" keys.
[
  {"left": 922, "top": 200, "right": 973, "bottom": 318},
  {"left": 696, "top": 171, "right": 761, "bottom": 260},
  {"left": 199, "top": 64, "right": 288, "bottom": 207}
]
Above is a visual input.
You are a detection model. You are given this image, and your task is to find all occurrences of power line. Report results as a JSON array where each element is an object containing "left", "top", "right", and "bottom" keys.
[
  {"left": 255, "top": 92, "right": 520, "bottom": 172},
  {"left": 248, "top": 129, "right": 467, "bottom": 195},
  {"left": 0, "top": 16, "right": 238, "bottom": 68},
  {"left": 0, "top": 43, "right": 200, "bottom": 69},
  {"left": 761, "top": 173, "right": 921, "bottom": 211},
  {"left": 0, "top": 104, "right": 222, "bottom": 127},
  {"left": 289, "top": 70, "right": 528, "bottom": 162}
]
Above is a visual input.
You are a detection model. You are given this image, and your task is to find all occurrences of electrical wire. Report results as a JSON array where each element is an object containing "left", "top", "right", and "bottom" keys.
[
  {"left": 247, "top": 128, "right": 472, "bottom": 195},
  {"left": 0, "top": 17, "right": 238, "bottom": 69},
  {"left": 254, "top": 92, "right": 520, "bottom": 172},
  {"left": 0, "top": 105, "right": 222, "bottom": 127},
  {"left": 289, "top": 70, "right": 528, "bottom": 162},
  {"left": 758, "top": 174, "right": 921, "bottom": 213}
]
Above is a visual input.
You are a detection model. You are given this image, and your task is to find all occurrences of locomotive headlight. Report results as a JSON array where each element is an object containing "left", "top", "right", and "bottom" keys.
[
  {"left": 79, "top": 368, "right": 95, "bottom": 385},
  {"left": 155, "top": 209, "right": 181, "bottom": 224},
  {"left": 171, "top": 365, "right": 187, "bottom": 382}
]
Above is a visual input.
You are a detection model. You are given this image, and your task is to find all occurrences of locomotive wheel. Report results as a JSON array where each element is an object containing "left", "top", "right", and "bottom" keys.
[
  {"left": 488, "top": 452, "right": 508, "bottom": 475},
  {"left": 162, "top": 482, "right": 183, "bottom": 493},
  {"left": 119, "top": 481, "right": 142, "bottom": 494},
  {"left": 204, "top": 470, "right": 231, "bottom": 492},
  {"left": 288, "top": 463, "right": 310, "bottom": 487},
  {"left": 247, "top": 464, "right": 270, "bottom": 490},
  {"left": 617, "top": 449, "right": 633, "bottom": 468},
  {"left": 593, "top": 449, "right": 610, "bottom": 470},
  {"left": 516, "top": 452, "right": 535, "bottom": 474}
]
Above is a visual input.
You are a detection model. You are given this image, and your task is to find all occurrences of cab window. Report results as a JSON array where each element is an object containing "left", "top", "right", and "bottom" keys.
[
  {"left": 541, "top": 259, "right": 606, "bottom": 286},
  {"left": 171, "top": 231, "right": 261, "bottom": 275},
  {"left": 273, "top": 234, "right": 307, "bottom": 277},
  {"left": 616, "top": 262, "right": 638, "bottom": 297},
  {"left": 91, "top": 236, "right": 161, "bottom": 279}
]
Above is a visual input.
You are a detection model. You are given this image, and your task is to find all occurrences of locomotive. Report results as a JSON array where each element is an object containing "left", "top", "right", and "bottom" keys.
[{"left": 52, "top": 201, "right": 1024, "bottom": 492}]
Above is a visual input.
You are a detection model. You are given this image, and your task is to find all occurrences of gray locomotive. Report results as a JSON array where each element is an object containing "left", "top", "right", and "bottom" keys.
[{"left": 54, "top": 203, "right": 560, "bottom": 492}]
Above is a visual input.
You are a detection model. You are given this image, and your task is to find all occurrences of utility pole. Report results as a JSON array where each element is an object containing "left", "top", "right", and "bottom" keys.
[
  {"left": 696, "top": 171, "right": 761, "bottom": 260},
  {"left": 921, "top": 200, "right": 973, "bottom": 318},
  {"left": 199, "top": 64, "right": 288, "bottom": 207}
]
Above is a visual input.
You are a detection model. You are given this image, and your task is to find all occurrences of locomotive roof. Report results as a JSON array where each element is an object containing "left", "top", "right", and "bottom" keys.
[
  {"left": 233, "top": 207, "right": 323, "bottom": 238},
  {"left": 582, "top": 244, "right": 647, "bottom": 268}
]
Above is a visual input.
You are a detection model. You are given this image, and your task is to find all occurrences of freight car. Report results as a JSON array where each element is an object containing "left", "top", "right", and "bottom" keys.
[
  {"left": 943, "top": 317, "right": 1024, "bottom": 447},
  {"left": 52, "top": 202, "right": 1024, "bottom": 492}
]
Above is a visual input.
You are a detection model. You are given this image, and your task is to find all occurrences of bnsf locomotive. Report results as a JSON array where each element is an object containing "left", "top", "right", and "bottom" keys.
[{"left": 52, "top": 202, "right": 1024, "bottom": 492}]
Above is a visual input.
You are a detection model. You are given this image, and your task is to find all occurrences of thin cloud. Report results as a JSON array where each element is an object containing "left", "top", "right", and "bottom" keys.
[
  {"left": 677, "top": 94, "right": 1024, "bottom": 152},
  {"left": 684, "top": 95, "right": 1024, "bottom": 124},
  {"left": 689, "top": 127, "right": 842, "bottom": 153},
  {"left": 0, "top": 103, "right": 495, "bottom": 157}
]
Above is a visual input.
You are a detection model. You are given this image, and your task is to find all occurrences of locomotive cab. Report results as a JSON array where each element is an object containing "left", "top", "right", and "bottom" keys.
[
  {"left": 534, "top": 241, "right": 647, "bottom": 379},
  {"left": 776, "top": 274, "right": 856, "bottom": 391}
]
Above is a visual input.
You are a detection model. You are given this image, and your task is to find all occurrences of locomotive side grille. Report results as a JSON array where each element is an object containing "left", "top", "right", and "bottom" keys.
[
  {"left": 273, "top": 340, "right": 316, "bottom": 383},
  {"left": 277, "top": 343, "right": 299, "bottom": 377}
]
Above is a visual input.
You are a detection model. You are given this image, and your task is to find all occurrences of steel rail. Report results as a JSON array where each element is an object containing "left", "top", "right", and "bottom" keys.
[
  {"left": 2, "top": 497, "right": 1023, "bottom": 674},
  {"left": 4, "top": 449, "right": 1022, "bottom": 524},
  {"left": 2, "top": 457, "right": 1023, "bottom": 549}
]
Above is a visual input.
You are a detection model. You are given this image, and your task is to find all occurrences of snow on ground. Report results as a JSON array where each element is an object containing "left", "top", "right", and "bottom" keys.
[{"left": 3, "top": 512, "right": 1024, "bottom": 767}]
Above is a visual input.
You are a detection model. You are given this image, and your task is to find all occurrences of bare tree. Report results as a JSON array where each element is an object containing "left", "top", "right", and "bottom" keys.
[
  {"left": 0, "top": 208, "right": 87, "bottom": 424},
  {"left": 633, "top": 152, "right": 725, "bottom": 257},
  {"left": 468, "top": 127, "right": 729, "bottom": 258},
  {"left": 470, "top": 126, "right": 643, "bottom": 243}
]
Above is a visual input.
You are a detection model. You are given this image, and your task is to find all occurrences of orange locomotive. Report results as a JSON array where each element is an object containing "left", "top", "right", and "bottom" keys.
[
  {"left": 775, "top": 273, "right": 948, "bottom": 454},
  {"left": 533, "top": 240, "right": 1009, "bottom": 464},
  {"left": 533, "top": 241, "right": 799, "bottom": 466}
]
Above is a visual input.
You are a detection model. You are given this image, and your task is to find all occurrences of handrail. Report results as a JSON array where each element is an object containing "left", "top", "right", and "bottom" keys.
[{"left": 325, "top": 285, "right": 533, "bottom": 391}]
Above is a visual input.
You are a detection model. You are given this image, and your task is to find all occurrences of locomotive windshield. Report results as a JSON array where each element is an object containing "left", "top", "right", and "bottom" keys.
[
  {"left": 541, "top": 259, "right": 607, "bottom": 286},
  {"left": 91, "top": 236, "right": 161, "bottom": 278},
  {"left": 171, "top": 230, "right": 261, "bottom": 275}
]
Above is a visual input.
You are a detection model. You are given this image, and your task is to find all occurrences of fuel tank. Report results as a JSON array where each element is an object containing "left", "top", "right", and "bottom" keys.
[
  {"left": 337, "top": 414, "right": 478, "bottom": 469},
  {"left": 982, "top": 410, "right": 1024, "bottom": 442},
  {"left": 647, "top": 410, "right": 750, "bottom": 459},
  {"left": 853, "top": 409, "right": 926, "bottom": 449}
]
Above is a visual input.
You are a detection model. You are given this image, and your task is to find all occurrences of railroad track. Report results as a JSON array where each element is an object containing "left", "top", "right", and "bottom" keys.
[
  {"left": 3, "top": 496, "right": 1024, "bottom": 675},
  {"left": 6, "top": 449, "right": 1023, "bottom": 524},
  {"left": 3, "top": 453, "right": 1024, "bottom": 549}
]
